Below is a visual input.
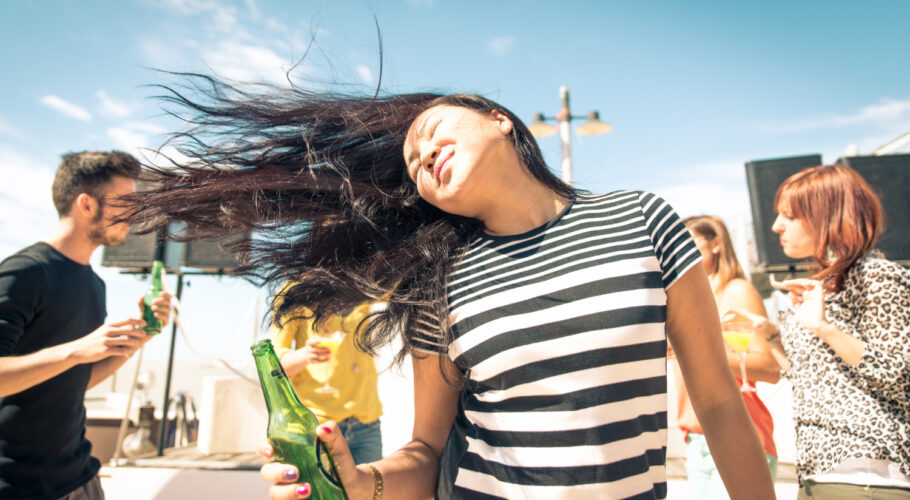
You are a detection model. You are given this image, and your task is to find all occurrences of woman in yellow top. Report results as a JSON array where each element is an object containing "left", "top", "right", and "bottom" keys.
[{"left": 271, "top": 300, "right": 383, "bottom": 464}]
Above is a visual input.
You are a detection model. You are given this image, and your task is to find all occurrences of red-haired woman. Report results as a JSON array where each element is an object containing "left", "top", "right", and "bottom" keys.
[{"left": 739, "top": 164, "right": 910, "bottom": 498}]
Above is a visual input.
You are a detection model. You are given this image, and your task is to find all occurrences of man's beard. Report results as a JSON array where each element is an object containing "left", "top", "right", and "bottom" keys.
[{"left": 87, "top": 210, "right": 127, "bottom": 247}]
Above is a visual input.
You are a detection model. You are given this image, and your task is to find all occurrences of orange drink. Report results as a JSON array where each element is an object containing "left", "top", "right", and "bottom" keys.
[
  {"left": 311, "top": 331, "right": 344, "bottom": 394},
  {"left": 721, "top": 320, "right": 755, "bottom": 392},
  {"left": 722, "top": 330, "right": 753, "bottom": 353}
]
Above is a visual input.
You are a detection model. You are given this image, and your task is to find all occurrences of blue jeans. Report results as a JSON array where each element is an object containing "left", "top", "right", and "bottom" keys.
[
  {"left": 337, "top": 417, "right": 382, "bottom": 465},
  {"left": 686, "top": 432, "right": 778, "bottom": 499}
]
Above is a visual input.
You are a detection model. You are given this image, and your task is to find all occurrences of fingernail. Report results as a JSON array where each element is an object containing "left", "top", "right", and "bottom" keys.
[
  {"left": 259, "top": 446, "right": 272, "bottom": 457},
  {"left": 297, "top": 484, "right": 311, "bottom": 496},
  {"left": 319, "top": 425, "right": 332, "bottom": 434},
  {"left": 284, "top": 468, "right": 298, "bottom": 480}
]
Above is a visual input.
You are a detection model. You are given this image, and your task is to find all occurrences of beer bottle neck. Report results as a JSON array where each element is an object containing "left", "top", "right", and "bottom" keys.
[
  {"left": 148, "top": 260, "right": 164, "bottom": 292},
  {"left": 252, "top": 342, "right": 301, "bottom": 413}
]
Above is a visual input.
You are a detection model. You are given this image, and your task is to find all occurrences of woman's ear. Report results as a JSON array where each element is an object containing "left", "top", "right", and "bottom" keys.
[{"left": 491, "top": 110, "right": 513, "bottom": 135}]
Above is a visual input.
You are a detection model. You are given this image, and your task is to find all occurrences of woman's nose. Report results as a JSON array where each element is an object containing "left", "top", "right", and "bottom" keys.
[
  {"left": 421, "top": 148, "right": 438, "bottom": 171},
  {"left": 771, "top": 215, "right": 783, "bottom": 233}
]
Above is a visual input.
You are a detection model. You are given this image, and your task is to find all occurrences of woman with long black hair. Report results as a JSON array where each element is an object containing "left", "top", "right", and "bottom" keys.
[{"left": 131, "top": 77, "right": 775, "bottom": 499}]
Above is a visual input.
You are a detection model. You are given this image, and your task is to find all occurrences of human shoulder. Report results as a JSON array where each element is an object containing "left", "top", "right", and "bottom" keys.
[
  {"left": 0, "top": 245, "right": 54, "bottom": 324},
  {"left": 849, "top": 250, "right": 910, "bottom": 292},
  {"left": 0, "top": 244, "right": 52, "bottom": 284},
  {"left": 718, "top": 277, "right": 767, "bottom": 317},
  {"left": 721, "top": 277, "right": 761, "bottom": 297},
  {"left": 571, "top": 190, "right": 644, "bottom": 214}
]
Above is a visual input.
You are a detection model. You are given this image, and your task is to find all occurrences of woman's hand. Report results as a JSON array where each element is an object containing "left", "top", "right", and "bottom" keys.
[
  {"left": 769, "top": 276, "right": 828, "bottom": 333},
  {"left": 277, "top": 337, "right": 332, "bottom": 378},
  {"left": 721, "top": 308, "right": 790, "bottom": 372},
  {"left": 720, "top": 308, "right": 779, "bottom": 342},
  {"left": 259, "top": 421, "right": 375, "bottom": 499},
  {"left": 301, "top": 337, "right": 332, "bottom": 365}
]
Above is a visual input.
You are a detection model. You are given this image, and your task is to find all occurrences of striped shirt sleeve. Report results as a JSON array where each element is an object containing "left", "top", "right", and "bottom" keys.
[
  {"left": 637, "top": 191, "right": 702, "bottom": 289},
  {"left": 409, "top": 306, "right": 449, "bottom": 354}
]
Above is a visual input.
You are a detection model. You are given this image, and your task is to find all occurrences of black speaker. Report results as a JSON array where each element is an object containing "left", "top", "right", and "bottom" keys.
[
  {"left": 181, "top": 233, "right": 247, "bottom": 272},
  {"left": 745, "top": 154, "right": 823, "bottom": 271},
  {"left": 100, "top": 228, "right": 158, "bottom": 270},
  {"left": 840, "top": 154, "right": 910, "bottom": 263}
]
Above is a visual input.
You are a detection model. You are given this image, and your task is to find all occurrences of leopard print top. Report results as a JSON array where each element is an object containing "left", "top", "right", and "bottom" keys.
[{"left": 779, "top": 250, "right": 910, "bottom": 481}]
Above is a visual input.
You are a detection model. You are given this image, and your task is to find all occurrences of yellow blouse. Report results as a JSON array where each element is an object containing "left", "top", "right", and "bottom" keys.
[{"left": 270, "top": 301, "right": 382, "bottom": 424}]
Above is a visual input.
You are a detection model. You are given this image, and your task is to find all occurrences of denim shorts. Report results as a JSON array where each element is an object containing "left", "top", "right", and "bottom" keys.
[{"left": 337, "top": 417, "right": 383, "bottom": 465}]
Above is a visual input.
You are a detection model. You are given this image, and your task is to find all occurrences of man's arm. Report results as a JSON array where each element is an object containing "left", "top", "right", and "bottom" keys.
[
  {"left": 87, "top": 292, "right": 173, "bottom": 390},
  {"left": 87, "top": 338, "right": 145, "bottom": 390},
  {"left": 0, "top": 319, "right": 148, "bottom": 397}
]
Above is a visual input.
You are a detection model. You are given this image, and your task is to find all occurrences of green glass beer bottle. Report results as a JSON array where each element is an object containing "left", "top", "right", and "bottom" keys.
[
  {"left": 251, "top": 340, "right": 348, "bottom": 500},
  {"left": 141, "top": 260, "right": 164, "bottom": 335}
]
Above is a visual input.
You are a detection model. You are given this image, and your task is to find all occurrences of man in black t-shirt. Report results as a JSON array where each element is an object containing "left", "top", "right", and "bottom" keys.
[{"left": 0, "top": 151, "right": 172, "bottom": 500}]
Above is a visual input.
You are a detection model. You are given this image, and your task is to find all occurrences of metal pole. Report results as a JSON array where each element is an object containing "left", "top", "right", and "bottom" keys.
[
  {"left": 156, "top": 272, "right": 183, "bottom": 456},
  {"left": 558, "top": 85, "right": 573, "bottom": 185}
]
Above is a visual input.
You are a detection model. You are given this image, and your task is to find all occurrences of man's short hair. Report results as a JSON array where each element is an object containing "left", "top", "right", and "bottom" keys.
[{"left": 51, "top": 151, "right": 141, "bottom": 216}]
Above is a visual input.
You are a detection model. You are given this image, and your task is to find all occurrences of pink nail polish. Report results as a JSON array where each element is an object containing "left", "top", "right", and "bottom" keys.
[
  {"left": 297, "top": 484, "right": 311, "bottom": 496},
  {"left": 319, "top": 425, "right": 332, "bottom": 434}
]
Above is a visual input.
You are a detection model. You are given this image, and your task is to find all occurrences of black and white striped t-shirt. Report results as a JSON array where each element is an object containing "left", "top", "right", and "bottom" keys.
[{"left": 412, "top": 191, "right": 701, "bottom": 499}]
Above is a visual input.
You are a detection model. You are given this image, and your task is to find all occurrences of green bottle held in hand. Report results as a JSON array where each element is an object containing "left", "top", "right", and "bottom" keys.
[
  {"left": 142, "top": 260, "right": 164, "bottom": 335},
  {"left": 252, "top": 340, "right": 349, "bottom": 500}
]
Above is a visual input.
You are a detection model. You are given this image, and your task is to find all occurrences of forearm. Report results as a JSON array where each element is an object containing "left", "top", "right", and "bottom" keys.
[
  {"left": 351, "top": 440, "right": 441, "bottom": 500},
  {"left": 0, "top": 343, "right": 80, "bottom": 397},
  {"left": 278, "top": 349, "right": 309, "bottom": 378},
  {"left": 728, "top": 351, "right": 781, "bottom": 384},
  {"left": 87, "top": 354, "right": 131, "bottom": 390},
  {"left": 813, "top": 322, "right": 864, "bottom": 366},
  {"left": 696, "top": 393, "right": 776, "bottom": 499}
]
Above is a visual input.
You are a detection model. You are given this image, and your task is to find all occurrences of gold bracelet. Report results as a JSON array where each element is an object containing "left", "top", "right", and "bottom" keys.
[{"left": 367, "top": 464, "right": 383, "bottom": 500}]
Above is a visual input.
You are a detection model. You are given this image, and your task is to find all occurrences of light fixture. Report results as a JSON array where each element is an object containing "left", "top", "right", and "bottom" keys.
[
  {"left": 576, "top": 111, "right": 613, "bottom": 136},
  {"left": 527, "top": 113, "right": 557, "bottom": 138}
]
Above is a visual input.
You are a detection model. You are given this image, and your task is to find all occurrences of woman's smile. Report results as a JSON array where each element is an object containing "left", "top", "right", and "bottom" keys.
[{"left": 434, "top": 150, "right": 453, "bottom": 182}]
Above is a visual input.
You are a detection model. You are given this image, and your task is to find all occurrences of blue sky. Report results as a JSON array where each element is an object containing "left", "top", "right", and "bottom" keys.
[{"left": 2, "top": 0, "right": 910, "bottom": 361}]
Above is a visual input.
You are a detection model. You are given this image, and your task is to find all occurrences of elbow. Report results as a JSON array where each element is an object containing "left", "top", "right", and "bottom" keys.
[{"left": 760, "top": 369, "right": 781, "bottom": 384}]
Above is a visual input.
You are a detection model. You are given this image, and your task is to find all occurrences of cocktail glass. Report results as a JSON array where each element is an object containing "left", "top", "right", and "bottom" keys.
[
  {"left": 721, "top": 319, "right": 755, "bottom": 392},
  {"left": 313, "top": 331, "right": 344, "bottom": 394}
]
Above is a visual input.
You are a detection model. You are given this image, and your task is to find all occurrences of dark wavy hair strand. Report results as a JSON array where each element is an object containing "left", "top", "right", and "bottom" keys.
[{"left": 127, "top": 73, "right": 574, "bottom": 373}]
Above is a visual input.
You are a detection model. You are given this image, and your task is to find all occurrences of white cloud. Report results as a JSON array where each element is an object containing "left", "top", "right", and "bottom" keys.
[
  {"left": 148, "top": 0, "right": 219, "bottom": 15},
  {"left": 758, "top": 97, "right": 910, "bottom": 133},
  {"left": 488, "top": 35, "right": 516, "bottom": 57},
  {"left": 356, "top": 65, "right": 374, "bottom": 85},
  {"left": 654, "top": 181, "right": 750, "bottom": 224},
  {"left": 107, "top": 122, "right": 168, "bottom": 157},
  {"left": 650, "top": 159, "right": 753, "bottom": 225},
  {"left": 0, "top": 147, "right": 58, "bottom": 256},
  {"left": 202, "top": 40, "right": 291, "bottom": 85},
  {"left": 209, "top": 5, "right": 243, "bottom": 35},
  {"left": 40, "top": 95, "right": 92, "bottom": 122},
  {"left": 244, "top": 0, "right": 260, "bottom": 20},
  {"left": 264, "top": 17, "right": 289, "bottom": 33},
  {"left": 96, "top": 90, "right": 132, "bottom": 118},
  {"left": 0, "top": 116, "right": 27, "bottom": 140}
]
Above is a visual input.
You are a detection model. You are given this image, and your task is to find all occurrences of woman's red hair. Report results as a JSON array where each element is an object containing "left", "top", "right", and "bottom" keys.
[{"left": 775, "top": 164, "right": 884, "bottom": 292}]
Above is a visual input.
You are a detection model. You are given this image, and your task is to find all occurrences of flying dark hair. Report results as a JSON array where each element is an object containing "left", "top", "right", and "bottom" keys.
[
  {"left": 129, "top": 73, "right": 574, "bottom": 370},
  {"left": 52, "top": 151, "right": 141, "bottom": 216}
]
